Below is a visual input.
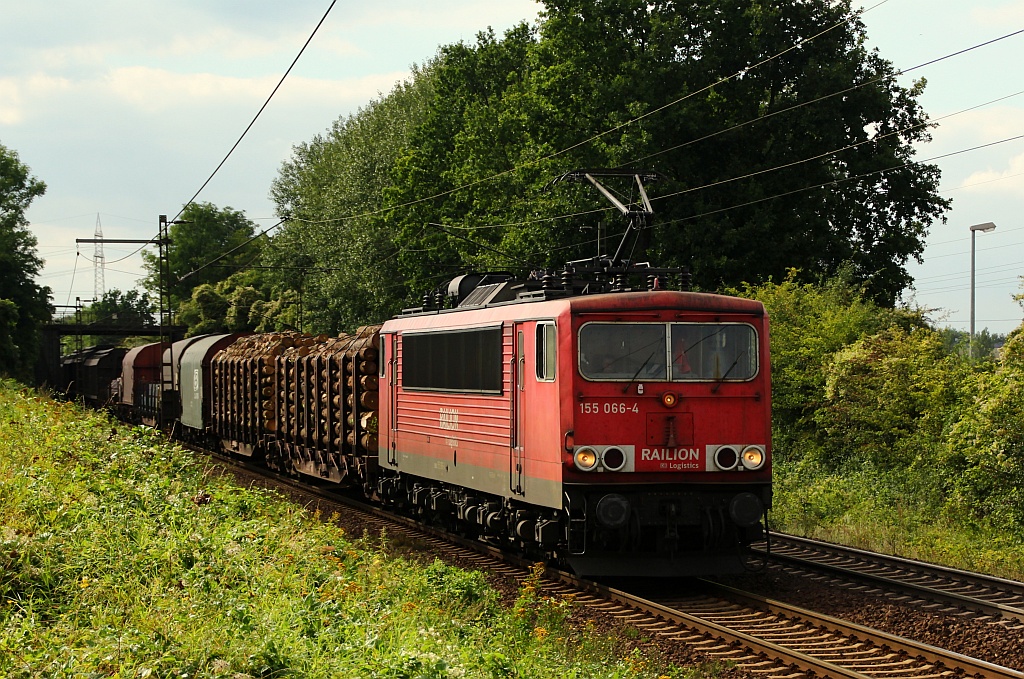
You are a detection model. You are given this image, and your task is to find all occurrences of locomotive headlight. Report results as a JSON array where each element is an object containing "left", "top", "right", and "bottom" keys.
[
  {"left": 661, "top": 391, "right": 678, "bottom": 408},
  {"left": 740, "top": 445, "right": 765, "bottom": 470},
  {"left": 713, "top": 446, "right": 738, "bottom": 470},
  {"left": 601, "top": 446, "right": 626, "bottom": 472},
  {"left": 573, "top": 447, "right": 599, "bottom": 471}
]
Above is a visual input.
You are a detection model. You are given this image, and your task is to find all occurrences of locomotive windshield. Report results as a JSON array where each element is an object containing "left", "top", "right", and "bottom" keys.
[{"left": 579, "top": 322, "right": 758, "bottom": 381}]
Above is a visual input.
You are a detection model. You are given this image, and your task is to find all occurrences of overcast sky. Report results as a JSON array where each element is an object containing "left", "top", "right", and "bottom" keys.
[{"left": 3, "top": 1, "right": 1022, "bottom": 333}]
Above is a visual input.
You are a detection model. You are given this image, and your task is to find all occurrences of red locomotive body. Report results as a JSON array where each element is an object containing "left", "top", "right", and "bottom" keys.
[{"left": 378, "top": 287, "right": 771, "bottom": 576}]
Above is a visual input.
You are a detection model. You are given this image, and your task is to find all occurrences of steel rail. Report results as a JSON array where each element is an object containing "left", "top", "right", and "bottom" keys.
[
  {"left": 701, "top": 581, "right": 1024, "bottom": 679},
  {"left": 554, "top": 573, "right": 887, "bottom": 679},
  {"left": 760, "top": 533, "right": 1024, "bottom": 622}
]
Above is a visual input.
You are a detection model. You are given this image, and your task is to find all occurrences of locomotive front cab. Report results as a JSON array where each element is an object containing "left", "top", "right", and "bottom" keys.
[{"left": 561, "top": 292, "right": 772, "bottom": 576}]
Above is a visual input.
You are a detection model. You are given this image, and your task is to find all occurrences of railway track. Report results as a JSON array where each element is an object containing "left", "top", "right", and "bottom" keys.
[
  {"left": 757, "top": 533, "right": 1024, "bottom": 625},
  {"left": 206, "top": 452, "right": 1024, "bottom": 679},
  {"left": 633, "top": 580, "right": 1024, "bottom": 679}
]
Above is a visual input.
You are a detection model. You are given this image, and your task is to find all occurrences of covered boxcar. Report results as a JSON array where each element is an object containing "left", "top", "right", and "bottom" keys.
[
  {"left": 178, "top": 333, "right": 248, "bottom": 441},
  {"left": 61, "top": 345, "right": 127, "bottom": 408},
  {"left": 120, "top": 341, "right": 166, "bottom": 425}
]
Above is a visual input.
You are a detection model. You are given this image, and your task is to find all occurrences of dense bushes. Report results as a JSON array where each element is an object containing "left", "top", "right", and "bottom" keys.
[
  {"left": 742, "top": 274, "right": 1024, "bottom": 576},
  {"left": 945, "top": 329, "right": 1024, "bottom": 535}
]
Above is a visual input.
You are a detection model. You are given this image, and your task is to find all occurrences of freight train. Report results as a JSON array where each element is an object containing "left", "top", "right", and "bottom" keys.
[{"left": 61, "top": 268, "right": 772, "bottom": 577}]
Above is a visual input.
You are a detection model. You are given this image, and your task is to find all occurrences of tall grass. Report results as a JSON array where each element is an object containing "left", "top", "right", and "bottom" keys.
[
  {"left": 0, "top": 382, "right": 716, "bottom": 678},
  {"left": 772, "top": 459, "right": 1024, "bottom": 580}
]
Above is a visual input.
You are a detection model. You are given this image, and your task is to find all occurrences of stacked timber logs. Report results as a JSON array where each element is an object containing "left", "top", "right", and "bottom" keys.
[
  {"left": 211, "top": 331, "right": 312, "bottom": 447},
  {"left": 272, "top": 325, "right": 381, "bottom": 483},
  {"left": 210, "top": 325, "right": 381, "bottom": 481}
]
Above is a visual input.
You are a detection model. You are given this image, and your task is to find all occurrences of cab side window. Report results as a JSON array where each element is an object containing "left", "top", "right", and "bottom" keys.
[{"left": 536, "top": 322, "right": 556, "bottom": 381}]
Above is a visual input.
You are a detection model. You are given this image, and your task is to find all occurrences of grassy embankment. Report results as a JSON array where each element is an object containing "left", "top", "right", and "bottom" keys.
[{"left": 0, "top": 382, "right": 714, "bottom": 679}]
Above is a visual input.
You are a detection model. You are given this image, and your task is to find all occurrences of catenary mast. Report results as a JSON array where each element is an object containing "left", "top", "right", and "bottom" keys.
[{"left": 93, "top": 213, "right": 105, "bottom": 300}]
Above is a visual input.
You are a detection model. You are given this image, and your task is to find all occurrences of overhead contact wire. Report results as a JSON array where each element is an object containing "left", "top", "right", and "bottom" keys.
[
  {"left": 627, "top": 27, "right": 1024, "bottom": 166},
  {"left": 167, "top": 0, "right": 339, "bottom": 227}
]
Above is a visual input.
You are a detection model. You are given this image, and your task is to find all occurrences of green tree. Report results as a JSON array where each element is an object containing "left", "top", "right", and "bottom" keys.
[
  {"left": 0, "top": 142, "right": 51, "bottom": 381},
  {"left": 936, "top": 327, "right": 1006, "bottom": 360},
  {"left": 80, "top": 288, "right": 154, "bottom": 326},
  {"left": 175, "top": 269, "right": 298, "bottom": 336},
  {"left": 176, "top": 284, "right": 230, "bottom": 336},
  {"left": 272, "top": 0, "right": 948, "bottom": 330},
  {"left": 141, "top": 202, "right": 260, "bottom": 308},
  {"left": 532, "top": 0, "right": 946, "bottom": 303},
  {"left": 270, "top": 66, "right": 438, "bottom": 332}
]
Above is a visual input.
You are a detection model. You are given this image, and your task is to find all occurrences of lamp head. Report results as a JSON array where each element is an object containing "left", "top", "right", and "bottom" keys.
[{"left": 970, "top": 221, "right": 997, "bottom": 233}]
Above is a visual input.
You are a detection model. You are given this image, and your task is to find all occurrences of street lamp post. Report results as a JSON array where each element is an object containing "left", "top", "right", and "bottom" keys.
[{"left": 969, "top": 221, "right": 997, "bottom": 359}]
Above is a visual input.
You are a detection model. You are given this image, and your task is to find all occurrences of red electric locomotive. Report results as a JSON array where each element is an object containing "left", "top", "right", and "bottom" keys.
[
  {"left": 92, "top": 170, "right": 772, "bottom": 577},
  {"left": 376, "top": 273, "right": 771, "bottom": 576}
]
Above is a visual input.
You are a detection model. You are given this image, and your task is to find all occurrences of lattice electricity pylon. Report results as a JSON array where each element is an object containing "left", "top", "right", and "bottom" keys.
[{"left": 93, "top": 214, "right": 105, "bottom": 300}]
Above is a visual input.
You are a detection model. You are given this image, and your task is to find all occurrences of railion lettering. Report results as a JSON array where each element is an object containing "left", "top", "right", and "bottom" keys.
[{"left": 640, "top": 447, "right": 700, "bottom": 462}]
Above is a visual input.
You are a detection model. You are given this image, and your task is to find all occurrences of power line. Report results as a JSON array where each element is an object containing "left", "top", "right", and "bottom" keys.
[
  {"left": 169, "top": 0, "right": 337, "bottom": 224},
  {"left": 941, "top": 171, "right": 1024, "bottom": 195},
  {"left": 183, "top": 130, "right": 1024, "bottom": 290},
  {"left": 913, "top": 275, "right": 1023, "bottom": 295},
  {"left": 649, "top": 132, "right": 1024, "bottom": 231},
  {"left": 167, "top": 0, "right": 338, "bottom": 226},
  {"left": 66, "top": 251, "right": 79, "bottom": 308},
  {"left": 627, "top": 27, "right": 1024, "bottom": 167},
  {"left": 652, "top": 90, "right": 1024, "bottom": 203},
  {"left": 922, "top": 225, "right": 1024, "bottom": 249},
  {"left": 177, "top": 220, "right": 285, "bottom": 283},
  {"left": 417, "top": 80, "right": 1024, "bottom": 238},
  {"left": 914, "top": 260, "right": 1024, "bottom": 283},
  {"left": 923, "top": 240, "right": 1024, "bottom": 261}
]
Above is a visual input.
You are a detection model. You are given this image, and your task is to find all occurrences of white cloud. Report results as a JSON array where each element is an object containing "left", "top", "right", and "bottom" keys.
[
  {"left": 0, "top": 81, "right": 23, "bottom": 125},
  {"left": 102, "top": 66, "right": 409, "bottom": 113},
  {"left": 332, "top": 1, "right": 539, "bottom": 31},
  {"left": 931, "top": 105, "right": 1024, "bottom": 144},
  {"left": 957, "top": 151, "right": 1024, "bottom": 194},
  {"left": 0, "top": 74, "right": 72, "bottom": 125},
  {"left": 161, "top": 28, "right": 361, "bottom": 61},
  {"left": 970, "top": 3, "right": 1024, "bottom": 26},
  {"left": 104, "top": 67, "right": 270, "bottom": 112},
  {"left": 32, "top": 43, "right": 119, "bottom": 72}
]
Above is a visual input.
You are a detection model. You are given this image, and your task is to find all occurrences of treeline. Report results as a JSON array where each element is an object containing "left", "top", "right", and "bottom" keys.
[
  {"left": 152, "top": 0, "right": 948, "bottom": 337},
  {"left": 747, "top": 273, "right": 1024, "bottom": 574},
  {"left": 0, "top": 143, "right": 51, "bottom": 381}
]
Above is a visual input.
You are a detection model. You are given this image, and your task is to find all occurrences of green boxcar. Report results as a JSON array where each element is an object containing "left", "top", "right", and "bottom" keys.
[{"left": 179, "top": 334, "right": 247, "bottom": 431}]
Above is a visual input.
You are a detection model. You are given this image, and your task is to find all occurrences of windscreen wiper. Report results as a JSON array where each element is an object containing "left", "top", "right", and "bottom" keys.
[
  {"left": 624, "top": 350, "right": 657, "bottom": 394},
  {"left": 711, "top": 349, "right": 748, "bottom": 393}
]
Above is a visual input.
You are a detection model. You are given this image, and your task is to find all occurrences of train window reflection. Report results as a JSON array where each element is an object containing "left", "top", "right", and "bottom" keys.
[
  {"left": 670, "top": 323, "right": 757, "bottom": 381},
  {"left": 579, "top": 323, "right": 757, "bottom": 381},
  {"left": 579, "top": 324, "right": 666, "bottom": 380}
]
